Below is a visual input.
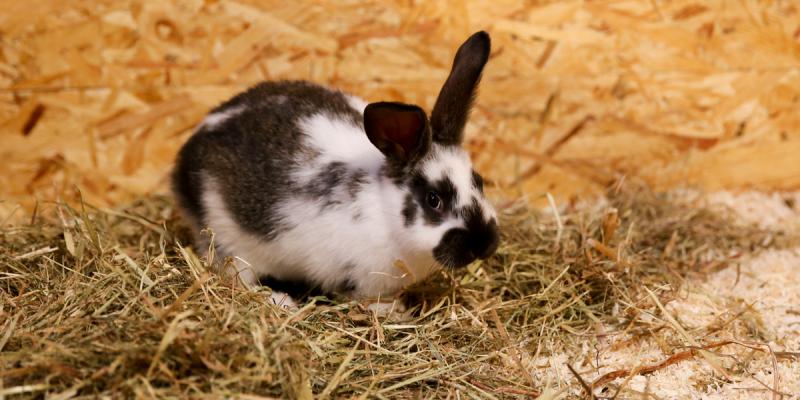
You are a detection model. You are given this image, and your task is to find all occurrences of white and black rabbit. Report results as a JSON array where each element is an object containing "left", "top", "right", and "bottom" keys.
[{"left": 172, "top": 31, "right": 499, "bottom": 311}]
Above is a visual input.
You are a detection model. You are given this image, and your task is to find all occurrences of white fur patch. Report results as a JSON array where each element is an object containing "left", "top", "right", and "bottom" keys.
[
  {"left": 345, "top": 94, "right": 368, "bottom": 114},
  {"left": 199, "top": 105, "right": 246, "bottom": 130},
  {"left": 297, "top": 112, "right": 383, "bottom": 174}
]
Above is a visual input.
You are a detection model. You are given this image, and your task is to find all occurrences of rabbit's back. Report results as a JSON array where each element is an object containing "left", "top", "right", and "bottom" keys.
[{"left": 173, "top": 81, "right": 374, "bottom": 238}]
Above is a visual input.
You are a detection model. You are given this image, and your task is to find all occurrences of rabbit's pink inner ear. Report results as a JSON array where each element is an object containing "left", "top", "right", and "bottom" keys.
[
  {"left": 364, "top": 102, "right": 428, "bottom": 163},
  {"left": 383, "top": 110, "right": 424, "bottom": 156}
]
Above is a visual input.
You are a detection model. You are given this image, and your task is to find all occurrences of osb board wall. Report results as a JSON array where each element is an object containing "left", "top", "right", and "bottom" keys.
[{"left": 2, "top": 0, "right": 799, "bottom": 218}]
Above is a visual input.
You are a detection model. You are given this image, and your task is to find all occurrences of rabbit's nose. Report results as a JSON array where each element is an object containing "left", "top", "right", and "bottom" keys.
[{"left": 471, "top": 219, "right": 499, "bottom": 260}]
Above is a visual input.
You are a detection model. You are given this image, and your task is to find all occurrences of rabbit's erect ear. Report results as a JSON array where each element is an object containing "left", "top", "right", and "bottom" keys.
[
  {"left": 430, "top": 31, "right": 491, "bottom": 145},
  {"left": 364, "top": 102, "right": 431, "bottom": 166}
]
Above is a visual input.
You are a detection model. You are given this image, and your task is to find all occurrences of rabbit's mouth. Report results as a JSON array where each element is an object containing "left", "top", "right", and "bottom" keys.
[{"left": 433, "top": 222, "right": 499, "bottom": 268}]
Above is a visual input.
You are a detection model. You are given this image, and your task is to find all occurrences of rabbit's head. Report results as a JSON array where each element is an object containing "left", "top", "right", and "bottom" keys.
[{"left": 364, "top": 31, "right": 499, "bottom": 268}]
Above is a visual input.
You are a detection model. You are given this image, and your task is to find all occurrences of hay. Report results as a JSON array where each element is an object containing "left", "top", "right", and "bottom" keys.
[
  {"left": 2, "top": 183, "right": 796, "bottom": 398},
  {"left": 2, "top": 1, "right": 800, "bottom": 219}
]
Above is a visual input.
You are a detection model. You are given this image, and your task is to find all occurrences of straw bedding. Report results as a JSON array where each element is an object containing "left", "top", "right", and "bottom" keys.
[
  {"left": 2, "top": 185, "right": 798, "bottom": 398},
  {"left": 2, "top": 1, "right": 800, "bottom": 217}
]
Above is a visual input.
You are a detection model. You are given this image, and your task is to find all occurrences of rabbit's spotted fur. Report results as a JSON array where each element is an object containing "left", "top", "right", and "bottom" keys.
[{"left": 173, "top": 32, "right": 499, "bottom": 306}]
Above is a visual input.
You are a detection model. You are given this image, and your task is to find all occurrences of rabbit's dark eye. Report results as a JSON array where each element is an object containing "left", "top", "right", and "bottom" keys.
[{"left": 426, "top": 191, "right": 442, "bottom": 210}]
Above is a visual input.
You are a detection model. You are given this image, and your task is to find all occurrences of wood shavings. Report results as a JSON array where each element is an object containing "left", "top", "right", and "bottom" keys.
[{"left": 524, "top": 189, "right": 800, "bottom": 399}]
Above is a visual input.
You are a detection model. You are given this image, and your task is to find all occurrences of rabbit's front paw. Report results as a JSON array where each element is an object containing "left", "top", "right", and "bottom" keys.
[
  {"left": 365, "top": 299, "right": 409, "bottom": 320},
  {"left": 270, "top": 291, "right": 299, "bottom": 311}
]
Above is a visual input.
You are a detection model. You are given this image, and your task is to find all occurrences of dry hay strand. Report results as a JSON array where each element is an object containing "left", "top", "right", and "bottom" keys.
[
  {"left": 2, "top": 1, "right": 800, "bottom": 218},
  {"left": 1, "top": 182, "right": 798, "bottom": 398}
]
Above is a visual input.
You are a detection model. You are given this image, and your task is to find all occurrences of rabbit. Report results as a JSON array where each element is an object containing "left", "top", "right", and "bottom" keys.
[{"left": 172, "top": 31, "right": 499, "bottom": 312}]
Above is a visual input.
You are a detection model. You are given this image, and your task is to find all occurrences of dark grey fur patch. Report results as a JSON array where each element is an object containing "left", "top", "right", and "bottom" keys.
[
  {"left": 379, "top": 163, "right": 407, "bottom": 186},
  {"left": 402, "top": 193, "right": 417, "bottom": 227},
  {"left": 335, "top": 264, "right": 357, "bottom": 293},
  {"left": 457, "top": 197, "right": 483, "bottom": 224},
  {"left": 258, "top": 275, "right": 322, "bottom": 299},
  {"left": 434, "top": 197, "right": 499, "bottom": 268},
  {"left": 337, "top": 277, "right": 357, "bottom": 293},
  {"left": 305, "top": 161, "right": 348, "bottom": 209},
  {"left": 472, "top": 170, "right": 485, "bottom": 193},
  {"left": 458, "top": 197, "right": 499, "bottom": 258},
  {"left": 432, "top": 176, "right": 457, "bottom": 208},
  {"left": 346, "top": 169, "right": 368, "bottom": 199},
  {"left": 409, "top": 173, "right": 456, "bottom": 226},
  {"left": 172, "top": 81, "right": 364, "bottom": 241}
]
